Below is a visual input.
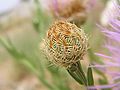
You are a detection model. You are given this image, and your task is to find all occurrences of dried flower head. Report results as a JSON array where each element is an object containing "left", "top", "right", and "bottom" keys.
[
  {"left": 40, "top": 0, "right": 87, "bottom": 25},
  {"left": 50, "top": 0, "right": 85, "bottom": 17},
  {"left": 41, "top": 0, "right": 97, "bottom": 26},
  {"left": 44, "top": 20, "right": 88, "bottom": 68}
]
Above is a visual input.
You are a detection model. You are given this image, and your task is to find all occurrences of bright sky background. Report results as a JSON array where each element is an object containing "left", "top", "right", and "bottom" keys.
[{"left": 0, "top": 0, "right": 20, "bottom": 15}]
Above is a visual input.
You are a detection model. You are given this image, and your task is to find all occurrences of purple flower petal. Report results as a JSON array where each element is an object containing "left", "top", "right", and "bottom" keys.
[
  {"left": 110, "top": 20, "right": 120, "bottom": 33},
  {"left": 113, "top": 76, "right": 120, "bottom": 81},
  {"left": 52, "top": 0, "right": 59, "bottom": 16},
  {"left": 107, "top": 71, "right": 120, "bottom": 76},
  {"left": 95, "top": 53, "right": 113, "bottom": 59},
  {"left": 88, "top": 83, "right": 120, "bottom": 89},
  {"left": 104, "top": 61, "right": 120, "bottom": 67},
  {"left": 94, "top": 1, "right": 120, "bottom": 89},
  {"left": 103, "top": 31, "right": 120, "bottom": 42}
]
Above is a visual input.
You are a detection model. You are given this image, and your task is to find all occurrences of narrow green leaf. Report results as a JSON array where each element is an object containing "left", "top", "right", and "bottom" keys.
[
  {"left": 21, "top": 59, "right": 38, "bottom": 74},
  {"left": 77, "top": 61, "right": 87, "bottom": 86},
  {"left": 87, "top": 67, "right": 94, "bottom": 86}
]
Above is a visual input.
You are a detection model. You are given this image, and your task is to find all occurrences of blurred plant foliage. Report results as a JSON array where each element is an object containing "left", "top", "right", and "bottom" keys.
[
  {"left": 0, "top": 0, "right": 111, "bottom": 90},
  {"left": 0, "top": 0, "right": 71, "bottom": 90}
]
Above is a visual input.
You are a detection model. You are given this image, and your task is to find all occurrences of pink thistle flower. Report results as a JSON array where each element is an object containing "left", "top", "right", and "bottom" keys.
[
  {"left": 40, "top": 0, "right": 97, "bottom": 26},
  {"left": 89, "top": 0, "right": 120, "bottom": 89}
]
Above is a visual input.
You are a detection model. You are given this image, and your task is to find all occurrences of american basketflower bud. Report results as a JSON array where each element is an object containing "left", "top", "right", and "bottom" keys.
[
  {"left": 44, "top": 20, "right": 88, "bottom": 68},
  {"left": 43, "top": 21, "right": 94, "bottom": 87}
]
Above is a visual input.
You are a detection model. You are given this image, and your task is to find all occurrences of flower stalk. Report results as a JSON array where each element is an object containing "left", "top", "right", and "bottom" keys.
[
  {"left": 67, "top": 61, "right": 87, "bottom": 86},
  {"left": 43, "top": 20, "right": 95, "bottom": 89}
]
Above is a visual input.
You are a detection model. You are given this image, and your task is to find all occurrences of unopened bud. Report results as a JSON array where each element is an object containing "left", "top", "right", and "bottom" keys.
[{"left": 44, "top": 20, "right": 88, "bottom": 68}]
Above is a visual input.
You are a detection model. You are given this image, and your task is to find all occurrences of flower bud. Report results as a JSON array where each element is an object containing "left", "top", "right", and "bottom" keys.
[{"left": 44, "top": 20, "right": 88, "bottom": 68}]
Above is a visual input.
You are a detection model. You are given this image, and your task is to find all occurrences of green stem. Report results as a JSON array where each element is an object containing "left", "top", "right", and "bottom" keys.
[
  {"left": 67, "top": 69, "right": 84, "bottom": 85},
  {"left": 77, "top": 62, "right": 87, "bottom": 86},
  {"left": 67, "top": 61, "right": 87, "bottom": 86}
]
